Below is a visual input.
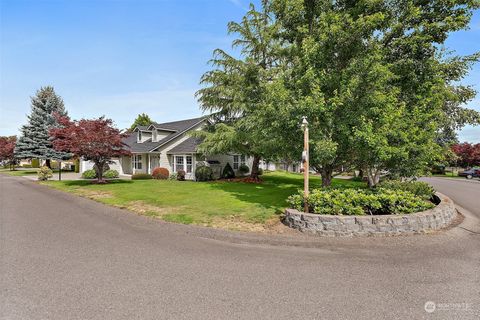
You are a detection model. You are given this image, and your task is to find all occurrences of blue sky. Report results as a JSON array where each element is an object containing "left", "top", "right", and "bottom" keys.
[{"left": 1, "top": 0, "right": 479, "bottom": 142}]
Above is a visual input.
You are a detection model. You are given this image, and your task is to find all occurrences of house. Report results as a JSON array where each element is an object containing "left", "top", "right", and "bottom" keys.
[{"left": 79, "top": 116, "right": 255, "bottom": 180}]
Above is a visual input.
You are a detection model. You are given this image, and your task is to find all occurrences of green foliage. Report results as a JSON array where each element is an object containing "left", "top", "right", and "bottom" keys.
[
  {"left": 222, "top": 162, "right": 235, "bottom": 179},
  {"left": 74, "top": 159, "right": 80, "bottom": 173},
  {"left": 152, "top": 167, "right": 169, "bottom": 180},
  {"left": 238, "top": 163, "right": 250, "bottom": 175},
  {"left": 258, "top": 168, "right": 264, "bottom": 176},
  {"left": 82, "top": 169, "right": 97, "bottom": 179},
  {"left": 37, "top": 166, "right": 53, "bottom": 181},
  {"left": 378, "top": 180, "right": 435, "bottom": 200},
  {"left": 288, "top": 188, "right": 434, "bottom": 215},
  {"left": 195, "top": 165, "right": 214, "bottom": 181},
  {"left": 129, "top": 113, "right": 152, "bottom": 131},
  {"left": 195, "top": 3, "right": 281, "bottom": 178},
  {"left": 22, "top": 164, "right": 32, "bottom": 168},
  {"left": 31, "top": 159, "right": 40, "bottom": 168},
  {"left": 132, "top": 173, "right": 153, "bottom": 180},
  {"left": 103, "top": 169, "right": 119, "bottom": 179},
  {"left": 176, "top": 170, "right": 186, "bottom": 181}
]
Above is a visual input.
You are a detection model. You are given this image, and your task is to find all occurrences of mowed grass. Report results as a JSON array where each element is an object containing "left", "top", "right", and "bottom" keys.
[
  {"left": 42, "top": 171, "right": 363, "bottom": 230},
  {"left": 0, "top": 168, "right": 40, "bottom": 176}
]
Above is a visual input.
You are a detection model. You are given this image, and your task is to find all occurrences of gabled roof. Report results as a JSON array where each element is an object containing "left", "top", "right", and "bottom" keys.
[
  {"left": 124, "top": 116, "right": 206, "bottom": 153},
  {"left": 167, "top": 137, "right": 202, "bottom": 154}
]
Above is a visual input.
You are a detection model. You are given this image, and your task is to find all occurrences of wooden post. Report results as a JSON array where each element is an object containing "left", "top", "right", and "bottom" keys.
[{"left": 302, "top": 117, "right": 309, "bottom": 213}]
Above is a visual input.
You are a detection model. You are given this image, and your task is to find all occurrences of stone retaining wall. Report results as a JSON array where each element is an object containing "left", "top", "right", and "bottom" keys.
[{"left": 283, "top": 193, "right": 456, "bottom": 236}]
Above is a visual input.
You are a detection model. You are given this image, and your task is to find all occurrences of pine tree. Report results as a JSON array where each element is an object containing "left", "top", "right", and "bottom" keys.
[{"left": 15, "top": 86, "right": 71, "bottom": 167}]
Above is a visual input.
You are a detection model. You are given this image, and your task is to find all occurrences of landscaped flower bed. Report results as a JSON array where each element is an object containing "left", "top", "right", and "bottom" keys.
[{"left": 287, "top": 181, "right": 436, "bottom": 216}]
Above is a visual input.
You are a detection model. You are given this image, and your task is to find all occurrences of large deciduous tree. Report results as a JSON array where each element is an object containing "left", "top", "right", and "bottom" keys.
[
  {"left": 0, "top": 136, "right": 17, "bottom": 170},
  {"left": 195, "top": 2, "right": 281, "bottom": 180},
  {"left": 15, "top": 86, "right": 71, "bottom": 167},
  {"left": 50, "top": 116, "right": 130, "bottom": 183},
  {"left": 270, "top": 0, "right": 479, "bottom": 187}
]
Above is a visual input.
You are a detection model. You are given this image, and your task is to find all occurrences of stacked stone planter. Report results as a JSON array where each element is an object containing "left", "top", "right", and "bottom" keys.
[{"left": 283, "top": 193, "right": 456, "bottom": 236}]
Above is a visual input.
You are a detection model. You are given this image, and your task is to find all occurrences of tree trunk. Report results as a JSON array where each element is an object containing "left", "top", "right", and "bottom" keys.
[
  {"left": 320, "top": 166, "right": 333, "bottom": 187},
  {"left": 95, "top": 160, "right": 106, "bottom": 183},
  {"left": 249, "top": 155, "right": 261, "bottom": 180},
  {"left": 366, "top": 167, "right": 381, "bottom": 188},
  {"left": 45, "top": 159, "right": 51, "bottom": 169}
]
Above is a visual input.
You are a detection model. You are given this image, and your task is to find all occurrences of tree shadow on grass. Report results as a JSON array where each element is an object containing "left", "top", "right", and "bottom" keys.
[{"left": 56, "top": 179, "right": 134, "bottom": 187}]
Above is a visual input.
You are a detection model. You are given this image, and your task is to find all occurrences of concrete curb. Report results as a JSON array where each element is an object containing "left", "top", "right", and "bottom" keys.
[{"left": 283, "top": 192, "right": 457, "bottom": 237}]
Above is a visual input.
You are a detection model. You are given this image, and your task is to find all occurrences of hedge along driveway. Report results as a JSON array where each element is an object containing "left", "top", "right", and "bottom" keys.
[{"left": 41, "top": 172, "right": 363, "bottom": 231}]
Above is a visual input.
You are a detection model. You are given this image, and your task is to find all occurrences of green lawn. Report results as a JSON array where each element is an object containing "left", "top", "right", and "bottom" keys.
[
  {"left": 41, "top": 171, "right": 363, "bottom": 231},
  {"left": 0, "top": 168, "right": 39, "bottom": 176}
]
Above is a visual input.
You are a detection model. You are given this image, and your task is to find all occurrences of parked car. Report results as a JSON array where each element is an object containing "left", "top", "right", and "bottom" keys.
[{"left": 458, "top": 168, "right": 480, "bottom": 179}]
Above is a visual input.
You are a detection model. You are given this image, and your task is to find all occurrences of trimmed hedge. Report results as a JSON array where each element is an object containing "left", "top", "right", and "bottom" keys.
[
  {"left": 82, "top": 169, "right": 97, "bottom": 179},
  {"left": 37, "top": 166, "right": 53, "bottom": 181},
  {"left": 104, "top": 169, "right": 119, "bottom": 179},
  {"left": 238, "top": 164, "right": 250, "bottom": 175},
  {"left": 195, "top": 165, "right": 214, "bottom": 181},
  {"left": 177, "top": 170, "right": 186, "bottom": 181},
  {"left": 152, "top": 167, "right": 169, "bottom": 180},
  {"left": 288, "top": 188, "right": 434, "bottom": 216},
  {"left": 132, "top": 173, "right": 153, "bottom": 180},
  {"left": 222, "top": 163, "right": 235, "bottom": 179},
  {"left": 379, "top": 180, "right": 434, "bottom": 200},
  {"left": 31, "top": 158, "right": 40, "bottom": 168}
]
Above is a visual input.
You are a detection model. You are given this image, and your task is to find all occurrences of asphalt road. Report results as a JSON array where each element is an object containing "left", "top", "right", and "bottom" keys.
[{"left": 1, "top": 175, "right": 479, "bottom": 320}]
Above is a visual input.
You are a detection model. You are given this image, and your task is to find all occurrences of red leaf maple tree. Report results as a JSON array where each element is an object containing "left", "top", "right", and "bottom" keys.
[
  {"left": 50, "top": 116, "right": 131, "bottom": 182},
  {"left": 451, "top": 142, "right": 480, "bottom": 168},
  {"left": 0, "top": 136, "right": 17, "bottom": 170}
]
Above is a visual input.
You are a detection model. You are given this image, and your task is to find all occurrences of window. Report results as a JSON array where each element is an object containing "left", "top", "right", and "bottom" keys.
[
  {"left": 175, "top": 156, "right": 184, "bottom": 172},
  {"left": 233, "top": 155, "right": 246, "bottom": 170},
  {"left": 138, "top": 131, "right": 142, "bottom": 142},
  {"left": 186, "top": 156, "right": 192, "bottom": 173},
  {"left": 133, "top": 154, "right": 142, "bottom": 170}
]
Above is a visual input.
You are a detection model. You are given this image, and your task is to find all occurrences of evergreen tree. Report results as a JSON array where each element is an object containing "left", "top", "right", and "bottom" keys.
[
  {"left": 129, "top": 113, "right": 153, "bottom": 131},
  {"left": 15, "top": 86, "right": 70, "bottom": 167},
  {"left": 195, "top": 2, "right": 281, "bottom": 180}
]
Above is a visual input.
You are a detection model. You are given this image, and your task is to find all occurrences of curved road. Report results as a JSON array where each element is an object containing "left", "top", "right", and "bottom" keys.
[{"left": 1, "top": 175, "right": 479, "bottom": 319}]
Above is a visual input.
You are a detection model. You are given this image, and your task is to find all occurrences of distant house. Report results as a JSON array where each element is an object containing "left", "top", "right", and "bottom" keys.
[
  {"left": 79, "top": 116, "right": 301, "bottom": 180},
  {"left": 79, "top": 116, "right": 247, "bottom": 179}
]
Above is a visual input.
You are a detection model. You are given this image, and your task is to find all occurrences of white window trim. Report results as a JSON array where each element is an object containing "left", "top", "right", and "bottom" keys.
[
  {"left": 233, "top": 154, "right": 246, "bottom": 170},
  {"left": 132, "top": 154, "right": 143, "bottom": 170},
  {"left": 173, "top": 155, "right": 193, "bottom": 174}
]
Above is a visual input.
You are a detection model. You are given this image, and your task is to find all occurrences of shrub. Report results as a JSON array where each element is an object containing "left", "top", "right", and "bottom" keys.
[
  {"left": 31, "top": 158, "right": 40, "bottom": 168},
  {"left": 132, "top": 173, "right": 153, "bottom": 180},
  {"left": 379, "top": 180, "right": 435, "bottom": 200},
  {"left": 177, "top": 170, "right": 186, "bottom": 181},
  {"left": 22, "top": 164, "right": 32, "bottom": 168},
  {"left": 258, "top": 168, "right": 264, "bottom": 176},
  {"left": 169, "top": 172, "right": 178, "bottom": 180},
  {"left": 82, "top": 169, "right": 97, "bottom": 179},
  {"left": 103, "top": 169, "right": 119, "bottom": 179},
  {"left": 37, "top": 166, "right": 53, "bottom": 181},
  {"left": 195, "top": 165, "right": 214, "bottom": 181},
  {"left": 222, "top": 163, "right": 235, "bottom": 179},
  {"left": 152, "top": 167, "right": 169, "bottom": 180},
  {"left": 238, "top": 164, "right": 250, "bottom": 175},
  {"left": 287, "top": 188, "right": 434, "bottom": 215},
  {"left": 74, "top": 159, "right": 80, "bottom": 173}
]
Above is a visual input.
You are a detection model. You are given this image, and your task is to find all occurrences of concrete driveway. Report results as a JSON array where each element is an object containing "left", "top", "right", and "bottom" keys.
[{"left": 1, "top": 175, "right": 479, "bottom": 319}]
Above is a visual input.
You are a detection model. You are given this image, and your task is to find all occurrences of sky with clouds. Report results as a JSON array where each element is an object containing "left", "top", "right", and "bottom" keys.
[{"left": 0, "top": 0, "right": 479, "bottom": 142}]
